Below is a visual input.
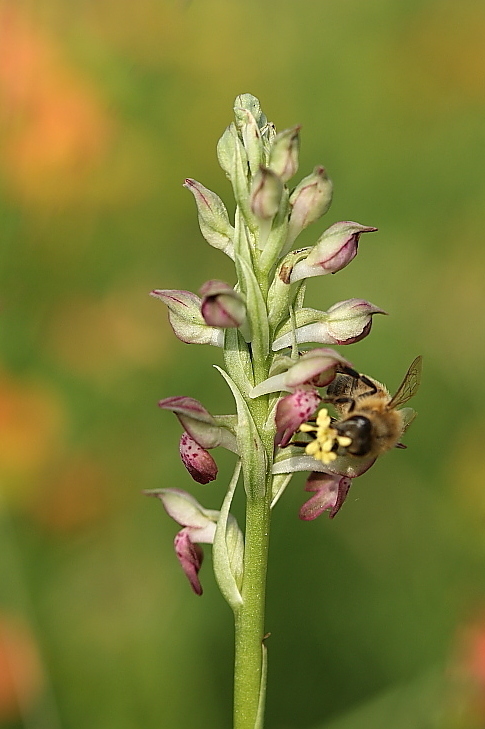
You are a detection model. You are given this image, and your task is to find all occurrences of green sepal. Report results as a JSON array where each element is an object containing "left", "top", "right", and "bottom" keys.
[
  {"left": 214, "top": 366, "right": 267, "bottom": 499},
  {"left": 275, "top": 307, "right": 327, "bottom": 338}
]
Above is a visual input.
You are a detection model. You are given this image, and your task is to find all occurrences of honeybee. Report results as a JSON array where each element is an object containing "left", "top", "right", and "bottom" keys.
[{"left": 324, "top": 355, "right": 422, "bottom": 459}]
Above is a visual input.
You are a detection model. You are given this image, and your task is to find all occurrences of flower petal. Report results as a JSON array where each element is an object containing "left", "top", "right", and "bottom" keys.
[
  {"left": 275, "top": 389, "right": 321, "bottom": 447},
  {"left": 284, "top": 349, "right": 352, "bottom": 388},
  {"left": 290, "top": 222, "right": 377, "bottom": 282},
  {"left": 299, "top": 472, "right": 352, "bottom": 520},
  {"left": 272, "top": 450, "right": 376, "bottom": 479},
  {"left": 158, "top": 396, "right": 238, "bottom": 453},
  {"left": 151, "top": 289, "right": 224, "bottom": 347},
  {"left": 143, "top": 487, "right": 218, "bottom": 530},
  {"left": 174, "top": 529, "right": 205, "bottom": 595},
  {"left": 180, "top": 432, "right": 218, "bottom": 484}
]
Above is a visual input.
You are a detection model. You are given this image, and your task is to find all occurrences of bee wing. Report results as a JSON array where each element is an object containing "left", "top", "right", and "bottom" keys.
[
  {"left": 388, "top": 356, "right": 422, "bottom": 409},
  {"left": 399, "top": 407, "right": 417, "bottom": 432}
]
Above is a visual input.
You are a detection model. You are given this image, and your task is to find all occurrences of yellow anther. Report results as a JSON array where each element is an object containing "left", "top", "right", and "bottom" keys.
[
  {"left": 299, "top": 423, "right": 314, "bottom": 433},
  {"left": 297, "top": 407, "right": 354, "bottom": 464}
]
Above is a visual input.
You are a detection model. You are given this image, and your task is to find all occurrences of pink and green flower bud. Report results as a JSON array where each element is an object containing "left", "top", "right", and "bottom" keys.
[
  {"left": 158, "top": 395, "right": 238, "bottom": 452},
  {"left": 183, "top": 179, "right": 235, "bottom": 260},
  {"left": 199, "top": 280, "right": 246, "bottom": 329},
  {"left": 144, "top": 488, "right": 219, "bottom": 595},
  {"left": 180, "top": 432, "right": 218, "bottom": 484},
  {"left": 289, "top": 222, "right": 378, "bottom": 282},
  {"left": 299, "top": 472, "right": 352, "bottom": 520},
  {"left": 272, "top": 299, "right": 386, "bottom": 350},
  {"left": 150, "top": 289, "right": 224, "bottom": 347},
  {"left": 324, "top": 298, "right": 387, "bottom": 343},
  {"left": 268, "top": 125, "right": 300, "bottom": 182},
  {"left": 275, "top": 389, "right": 321, "bottom": 447},
  {"left": 250, "top": 167, "right": 283, "bottom": 221},
  {"left": 286, "top": 166, "right": 333, "bottom": 248},
  {"left": 250, "top": 348, "right": 352, "bottom": 398}
]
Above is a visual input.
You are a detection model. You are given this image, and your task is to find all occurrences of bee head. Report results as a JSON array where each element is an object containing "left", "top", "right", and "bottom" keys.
[{"left": 334, "top": 416, "right": 372, "bottom": 456}]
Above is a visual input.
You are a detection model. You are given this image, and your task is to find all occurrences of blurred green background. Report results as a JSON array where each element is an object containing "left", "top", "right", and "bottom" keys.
[{"left": 0, "top": 0, "right": 485, "bottom": 727}]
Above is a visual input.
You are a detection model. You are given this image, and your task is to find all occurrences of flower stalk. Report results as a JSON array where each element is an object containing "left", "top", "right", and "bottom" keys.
[{"left": 148, "top": 93, "right": 420, "bottom": 729}]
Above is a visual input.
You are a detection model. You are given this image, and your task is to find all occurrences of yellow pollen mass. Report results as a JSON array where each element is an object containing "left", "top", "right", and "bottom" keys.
[{"left": 297, "top": 407, "right": 352, "bottom": 465}]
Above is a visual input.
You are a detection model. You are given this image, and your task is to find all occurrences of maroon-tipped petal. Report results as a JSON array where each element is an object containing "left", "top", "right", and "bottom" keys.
[
  {"left": 179, "top": 432, "right": 218, "bottom": 484},
  {"left": 174, "top": 529, "right": 204, "bottom": 595}
]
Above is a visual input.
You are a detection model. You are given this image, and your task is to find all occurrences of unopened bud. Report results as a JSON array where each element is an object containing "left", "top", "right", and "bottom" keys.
[
  {"left": 268, "top": 125, "right": 300, "bottom": 182},
  {"left": 150, "top": 289, "right": 224, "bottom": 347},
  {"left": 200, "top": 280, "right": 246, "bottom": 329},
  {"left": 272, "top": 299, "right": 386, "bottom": 350},
  {"left": 250, "top": 167, "right": 283, "bottom": 221},
  {"left": 290, "top": 222, "right": 377, "bottom": 282},
  {"left": 234, "top": 93, "right": 267, "bottom": 130},
  {"left": 217, "top": 123, "right": 238, "bottom": 179},
  {"left": 286, "top": 166, "right": 333, "bottom": 248}
]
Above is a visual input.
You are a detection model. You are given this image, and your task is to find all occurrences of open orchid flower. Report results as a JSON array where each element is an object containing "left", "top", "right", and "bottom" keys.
[
  {"left": 159, "top": 396, "right": 238, "bottom": 484},
  {"left": 272, "top": 299, "right": 387, "bottom": 350},
  {"left": 144, "top": 489, "right": 218, "bottom": 594},
  {"left": 250, "top": 348, "right": 352, "bottom": 398},
  {"left": 299, "top": 472, "right": 352, "bottom": 520},
  {"left": 289, "top": 221, "right": 378, "bottom": 282},
  {"left": 150, "top": 289, "right": 225, "bottom": 347},
  {"left": 274, "top": 389, "right": 321, "bottom": 447},
  {"left": 144, "top": 488, "right": 243, "bottom": 596}
]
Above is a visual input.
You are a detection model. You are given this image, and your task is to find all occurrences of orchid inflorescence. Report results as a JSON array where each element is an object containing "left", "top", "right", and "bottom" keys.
[
  {"left": 145, "top": 92, "right": 418, "bottom": 729},
  {"left": 145, "top": 93, "right": 415, "bottom": 601}
]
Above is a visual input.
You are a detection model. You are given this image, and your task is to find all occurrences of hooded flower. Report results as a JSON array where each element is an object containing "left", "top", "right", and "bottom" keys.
[
  {"left": 289, "top": 222, "right": 377, "bottom": 282},
  {"left": 150, "top": 289, "right": 224, "bottom": 347},
  {"left": 250, "top": 348, "right": 352, "bottom": 398},
  {"left": 272, "top": 299, "right": 386, "bottom": 350},
  {"left": 144, "top": 489, "right": 218, "bottom": 594},
  {"left": 199, "top": 280, "right": 246, "bottom": 329},
  {"left": 158, "top": 396, "right": 238, "bottom": 483},
  {"left": 144, "top": 487, "right": 244, "bottom": 597}
]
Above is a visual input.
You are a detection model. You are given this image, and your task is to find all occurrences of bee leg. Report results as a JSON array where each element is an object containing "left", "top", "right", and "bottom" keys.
[
  {"left": 322, "top": 395, "right": 356, "bottom": 412},
  {"left": 338, "top": 366, "right": 378, "bottom": 396},
  {"left": 395, "top": 442, "right": 407, "bottom": 449},
  {"left": 359, "top": 375, "right": 378, "bottom": 395}
]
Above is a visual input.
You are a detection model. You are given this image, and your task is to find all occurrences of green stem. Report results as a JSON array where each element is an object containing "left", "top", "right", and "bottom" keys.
[{"left": 233, "top": 491, "right": 271, "bottom": 729}]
